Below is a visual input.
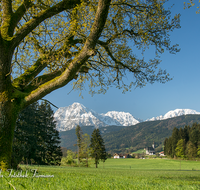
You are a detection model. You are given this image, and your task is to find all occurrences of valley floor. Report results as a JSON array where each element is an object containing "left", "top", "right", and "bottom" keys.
[{"left": 1, "top": 158, "right": 200, "bottom": 189}]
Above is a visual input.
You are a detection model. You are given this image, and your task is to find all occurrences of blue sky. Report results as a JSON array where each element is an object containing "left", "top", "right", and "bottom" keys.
[{"left": 45, "top": 0, "right": 200, "bottom": 121}]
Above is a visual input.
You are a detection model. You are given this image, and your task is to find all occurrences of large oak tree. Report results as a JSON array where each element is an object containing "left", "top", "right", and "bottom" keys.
[{"left": 0, "top": 0, "right": 180, "bottom": 169}]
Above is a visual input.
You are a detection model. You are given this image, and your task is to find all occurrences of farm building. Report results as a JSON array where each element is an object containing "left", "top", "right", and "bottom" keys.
[
  {"left": 113, "top": 153, "right": 132, "bottom": 159},
  {"left": 159, "top": 151, "right": 165, "bottom": 156}
]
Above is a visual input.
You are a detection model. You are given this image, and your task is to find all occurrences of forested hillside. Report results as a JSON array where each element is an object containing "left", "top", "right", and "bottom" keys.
[
  {"left": 60, "top": 115, "right": 200, "bottom": 154},
  {"left": 59, "top": 126, "right": 124, "bottom": 151}
]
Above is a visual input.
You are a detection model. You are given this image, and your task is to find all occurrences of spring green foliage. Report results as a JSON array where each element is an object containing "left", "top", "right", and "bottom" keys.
[
  {"left": 1, "top": 159, "right": 200, "bottom": 189},
  {"left": 175, "top": 139, "right": 185, "bottom": 158},
  {"left": 164, "top": 123, "right": 200, "bottom": 159},
  {"left": 81, "top": 133, "right": 91, "bottom": 167},
  {"left": 75, "top": 125, "right": 90, "bottom": 166},
  {"left": 0, "top": 0, "right": 181, "bottom": 168},
  {"left": 61, "top": 150, "right": 77, "bottom": 166},
  {"left": 12, "top": 101, "right": 62, "bottom": 167},
  {"left": 0, "top": 0, "right": 180, "bottom": 101},
  {"left": 90, "top": 128, "right": 107, "bottom": 168},
  {"left": 184, "top": 0, "right": 200, "bottom": 13}
]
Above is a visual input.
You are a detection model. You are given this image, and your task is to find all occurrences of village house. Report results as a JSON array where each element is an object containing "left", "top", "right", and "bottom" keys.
[
  {"left": 159, "top": 151, "right": 165, "bottom": 156},
  {"left": 113, "top": 153, "right": 132, "bottom": 159},
  {"left": 144, "top": 143, "right": 155, "bottom": 155}
]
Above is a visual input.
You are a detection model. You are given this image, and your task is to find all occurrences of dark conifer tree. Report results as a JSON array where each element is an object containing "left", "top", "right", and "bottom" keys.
[
  {"left": 189, "top": 123, "right": 199, "bottom": 147},
  {"left": 171, "top": 127, "right": 179, "bottom": 157},
  {"left": 164, "top": 123, "right": 200, "bottom": 159},
  {"left": 90, "top": 128, "right": 107, "bottom": 168},
  {"left": 12, "top": 102, "right": 39, "bottom": 167},
  {"left": 164, "top": 138, "right": 168, "bottom": 156},
  {"left": 37, "top": 101, "right": 62, "bottom": 165},
  {"left": 12, "top": 101, "right": 62, "bottom": 167}
]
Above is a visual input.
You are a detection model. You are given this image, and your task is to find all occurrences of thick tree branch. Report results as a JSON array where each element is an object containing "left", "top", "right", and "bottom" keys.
[
  {"left": 11, "top": 0, "right": 81, "bottom": 51},
  {"left": 11, "top": 0, "right": 33, "bottom": 32},
  {"left": 1, "top": 0, "right": 13, "bottom": 38},
  {"left": 13, "top": 36, "right": 84, "bottom": 91},
  {"left": 84, "top": 0, "right": 111, "bottom": 49},
  {"left": 12, "top": 58, "right": 47, "bottom": 90},
  {"left": 24, "top": 0, "right": 111, "bottom": 106},
  {"left": 23, "top": 68, "right": 65, "bottom": 93},
  {"left": 2, "top": 0, "right": 12, "bottom": 16}
]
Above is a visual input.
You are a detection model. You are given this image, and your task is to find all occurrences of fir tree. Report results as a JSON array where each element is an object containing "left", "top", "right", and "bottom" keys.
[
  {"left": 171, "top": 127, "right": 179, "bottom": 158},
  {"left": 12, "top": 101, "right": 62, "bottom": 167},
  {"left": 90, "top": 128, "right": 107, "bottom": 168}
]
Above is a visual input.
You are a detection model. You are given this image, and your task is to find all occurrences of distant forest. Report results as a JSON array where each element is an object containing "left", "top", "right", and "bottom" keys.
[
  {"left": 164, "top": 123, "right": 200, "bottom": 159},
  {"left": 60, "top": 115, "right": 200, "bottom": 154}
]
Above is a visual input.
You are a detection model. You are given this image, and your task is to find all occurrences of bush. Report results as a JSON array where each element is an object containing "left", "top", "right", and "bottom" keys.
[{"left": 61, "top": 150, "right": 77, "bottom": 166}]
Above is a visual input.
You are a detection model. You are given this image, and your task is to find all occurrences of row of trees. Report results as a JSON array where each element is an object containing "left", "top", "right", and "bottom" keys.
[
  {"left": 164, "top": 123, "right": 200, "bottom": 159},
  {"left": 62, "top": 126, "right": 107, "bottom": 168},
  {"left": 12, "top": 101, "right": 62, "bottom": 168}
]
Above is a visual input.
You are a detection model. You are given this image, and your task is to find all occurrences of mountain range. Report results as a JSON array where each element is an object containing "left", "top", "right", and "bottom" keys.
[
  {"left": 59, "top": 114, "right": 200, "bottom": 153},
  {"left": 54, "top": 102, "right": 140, "bottom": 131},
  {"left": 54, "top": 102, "right": 200, "bottom": 131}
]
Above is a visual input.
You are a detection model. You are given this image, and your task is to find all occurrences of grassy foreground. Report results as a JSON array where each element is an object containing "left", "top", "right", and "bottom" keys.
[{"left": 1, "top": 158, "right": 200, "bottom": 189}]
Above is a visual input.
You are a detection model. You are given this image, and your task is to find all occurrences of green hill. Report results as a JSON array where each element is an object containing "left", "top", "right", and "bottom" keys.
[
  {"left": 59, "top": 115, "right": 200, "bottom": 154},
  {"left": 59, "top": 125, "right": 125, "bottom": 151}
]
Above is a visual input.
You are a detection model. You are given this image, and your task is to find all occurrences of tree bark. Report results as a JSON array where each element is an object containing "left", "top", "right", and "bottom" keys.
[
  {"left": 0, "top": 40, "right": 20, "bottom": 170},
  {"left": 0, "top": 101, "right": 18, "bottom": 170}
]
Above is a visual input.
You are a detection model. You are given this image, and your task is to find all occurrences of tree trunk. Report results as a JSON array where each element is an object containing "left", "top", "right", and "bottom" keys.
[
  {"left": 0, "top": 100, "right": 18, "bottom": 170},
  {"left": 0, "top": 41, "right": 20, "bottom": 170},
  {"left": 95, "top": 156, "right": 98, "bottom": 168}
]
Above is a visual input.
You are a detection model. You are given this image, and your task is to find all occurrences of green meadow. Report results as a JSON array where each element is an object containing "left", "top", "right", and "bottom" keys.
[{"left": 1, "top": 158, "right": 200, "bottom": 190}]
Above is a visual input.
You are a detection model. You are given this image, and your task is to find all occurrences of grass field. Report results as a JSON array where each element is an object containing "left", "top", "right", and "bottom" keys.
[{"left": 1, "top": 158, "right": 200, "bottom": 189}]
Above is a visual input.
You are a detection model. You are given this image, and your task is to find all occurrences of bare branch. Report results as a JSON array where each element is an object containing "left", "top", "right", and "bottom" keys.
[
  {"left": 40, "top": 99, "right": 58, "bottom": 109},
  {"left": 97, "top": 40, "right": 140, "bottom": 73}
]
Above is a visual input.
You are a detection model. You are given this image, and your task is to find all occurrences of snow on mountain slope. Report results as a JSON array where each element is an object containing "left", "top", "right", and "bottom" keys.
[
  {"left": 54, "top": 103, "right": 200, "bottom": 131},
  {"left": 104, "top": 111, "right": 140, "bottom": 126},
  {"left": 146, "top": 109, "right": 200, "bottom": 121},
  {"left": 54, "top": 102, "right": 107, "bottom": 131},
  {"left": 54, "top": 102, "right": 140, "bottom": 131}
]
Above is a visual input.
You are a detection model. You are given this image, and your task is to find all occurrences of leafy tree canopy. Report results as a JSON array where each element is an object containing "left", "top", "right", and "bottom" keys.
[
  {"left": 1, "top": 0, "right": 180, "bottom": 101},
  {"left": 0, "top": 0, "right": 180, "bottom": 169}
]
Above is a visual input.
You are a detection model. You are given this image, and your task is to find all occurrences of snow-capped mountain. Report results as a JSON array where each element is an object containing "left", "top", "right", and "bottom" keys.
[
  {"left": 104, "top": 111, "right": 140, "bottom": 126},
  {"left": 54, "top": 102, "right": 140, "bottom": 131},
  {"left": 54, "top": 103, "right": 200, "bottom": 131},
  {"left": 146, "top": 109, "right": 200, "bottom": 121}
]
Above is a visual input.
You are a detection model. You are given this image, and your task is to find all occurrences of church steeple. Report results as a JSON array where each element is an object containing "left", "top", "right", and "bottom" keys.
[{"left": 152, "top": 142, "right": 155, "bottom": 149}]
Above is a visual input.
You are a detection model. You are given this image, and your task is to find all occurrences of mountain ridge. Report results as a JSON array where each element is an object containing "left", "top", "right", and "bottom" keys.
[
  {"left": 54, "top": 102, "right": 140, "bottom": 131},
  {"left": 54, "top": 102, "right": 200, "bottom": 131},
  {"left": 59, "top": 114, "right": 200, "bottom": 153}
]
